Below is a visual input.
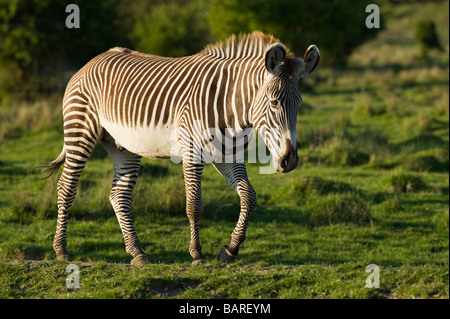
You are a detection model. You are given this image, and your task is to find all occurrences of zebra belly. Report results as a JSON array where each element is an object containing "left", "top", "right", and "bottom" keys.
[{"left": 102, "top": 121, "right": 180, "bottom": 159}]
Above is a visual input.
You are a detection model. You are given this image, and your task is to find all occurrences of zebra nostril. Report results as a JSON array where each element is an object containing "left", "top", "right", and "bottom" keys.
[{"left": 281, "top": 157, "right": 288, "bottom": 170}]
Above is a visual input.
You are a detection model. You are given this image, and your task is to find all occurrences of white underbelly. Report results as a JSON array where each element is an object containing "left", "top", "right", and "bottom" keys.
[{"left": 102, "top": 121, "right": 180, "bottom": 159}]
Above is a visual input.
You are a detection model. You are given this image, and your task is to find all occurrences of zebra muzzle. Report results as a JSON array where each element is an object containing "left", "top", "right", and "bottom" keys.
[{"left": 278, "top": 140, "right": 299, "bottom": 173}]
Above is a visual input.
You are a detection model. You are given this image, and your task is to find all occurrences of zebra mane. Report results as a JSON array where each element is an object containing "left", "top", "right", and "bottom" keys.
[{"left": 201, "top": 31, "right": 295, "bottom": 61}]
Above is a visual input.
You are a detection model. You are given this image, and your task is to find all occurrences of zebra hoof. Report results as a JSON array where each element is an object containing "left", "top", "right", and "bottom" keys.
[
  {"left": 191, "top": 258, "right": 207, "bottom": 266},
  {"left": 217, "top": 246, "right": 237, "bottom": 264},
  {"left": 56, "top": 253, "right": 70, "bottom": 261},
  {"left": 131, "top": 254, "right": 149, "bottom": 266}
]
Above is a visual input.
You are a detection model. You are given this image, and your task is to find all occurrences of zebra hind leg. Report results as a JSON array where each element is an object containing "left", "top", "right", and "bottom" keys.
[
  {"left": 54, "top": 160, "right": 88, "bottom": 260},
  {"left": 102, "top": 133, "right": 148, "bottom": 265},
  {"left": 53, "top": 132, "right": 100, "bottom": 261}
]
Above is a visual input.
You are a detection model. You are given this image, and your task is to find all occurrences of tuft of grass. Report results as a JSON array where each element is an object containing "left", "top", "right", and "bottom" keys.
[
  {"left": 319, "top": 137, "right": 370, "bottom": 166},
  {"left": 380, "top": 198, "right": 405, "bottom": 213},
  {"left": 271, "top": 176, "right": 355, "bottom": 206},
  {"left": 404, "top": 155, "right": 448, "bottom": 172},
  {"left": 434, "top": 148, "right": 449, "bottom": 169},
  {"left": 332, "top": 111, "right": 352, "bottom": 128},
  {"left": 0, "top": 99, "right": 61, "bottom": 141},
  {"left": 360, "top": 92, "right": 387, "bottom": 118},
  {"left": 368, "top": 153, "right": 385, "bottom": 169},
  {"left": 293, "top": 176, "right": 354, "bottom": 198},
  {"left": 300, "top": 125, "right": 335, "bottom": 149},
  {"left": 435, "top": 209, "right": 449, "bottom": 232},
  {"left": 435, "top": 89, "right": 449, "bottom": 116},
  {"left": 10, "top": 192, "right": 36, "bottom": 224},
  {"left": 384, "top": 172, "right": 427, "bottom": 193},
  {"left": 308, "top": 193, "right": 371, "bottom": 226},
  {"left": 306, "top": 128, "right": 390, "bottom": 168},
  {"left": 417, "top": 112, "right": 433, "bottom": 133}
]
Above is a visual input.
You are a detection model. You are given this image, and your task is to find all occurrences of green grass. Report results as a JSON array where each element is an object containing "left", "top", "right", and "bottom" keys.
[{"left": 0, "top": 1, "right": 448, "bottom": 299}]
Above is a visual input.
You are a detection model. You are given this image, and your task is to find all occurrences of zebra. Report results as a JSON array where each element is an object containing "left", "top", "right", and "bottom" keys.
[{"left": 42, "top": 31, "right": 320, "bottom": 265}]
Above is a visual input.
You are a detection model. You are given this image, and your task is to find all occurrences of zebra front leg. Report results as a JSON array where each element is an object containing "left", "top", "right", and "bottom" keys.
[
  {"left": 213, "top": 163, "right": 256, "bottom": 264},
  {"left": 103, "top": 137, "right": 147, "bottom": 265},
  {"left": 183, "top": 162, "right": 206, "bottom": 265},
  {"left": 110, "top": 168, "right": 148, "bottom": 265}
]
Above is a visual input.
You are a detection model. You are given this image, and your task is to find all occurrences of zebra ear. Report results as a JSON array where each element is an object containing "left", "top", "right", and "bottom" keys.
[
  {"left": 297, "top": 45, "right": 320, "bottom": 78},
  {"left": 265, "top": 43, "right": 286, "bottom": 74}
]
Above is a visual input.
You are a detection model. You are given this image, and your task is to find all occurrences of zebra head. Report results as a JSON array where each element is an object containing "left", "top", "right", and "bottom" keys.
[{"left": 253, "top": 43, "right": 320, "bottom": 173}]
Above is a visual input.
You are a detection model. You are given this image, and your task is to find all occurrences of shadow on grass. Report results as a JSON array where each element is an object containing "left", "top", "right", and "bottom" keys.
[
  {"left": 0, "top": 160, "right": 30, "bottom": 176},
  {"left": 139, "top": 162, "right": 172, "bottom": 178},
  {"left": 392, "top": 133, "right": 448, "bottom": 153}
]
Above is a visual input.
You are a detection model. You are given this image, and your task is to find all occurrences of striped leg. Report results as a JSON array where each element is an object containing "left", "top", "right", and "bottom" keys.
[
  {"left": 102, "top": 134, "right": 147, "bottom": 265},
  {"left": 183, "top": 161, "right": 206, "bottom": 265},
  {"left": 53, "top": 110, "right": 101, "bottom": 260},
  {"left": 54, "top": 159, "right": 89, "bottom": 260},
  {"left": 213, "top": 162, "right": 256, "bottom": 263}
]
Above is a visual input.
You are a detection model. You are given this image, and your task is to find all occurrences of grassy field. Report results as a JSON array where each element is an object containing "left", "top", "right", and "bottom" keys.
[{"left": 0, "top": 2, "right": 448, "bottom": 299}]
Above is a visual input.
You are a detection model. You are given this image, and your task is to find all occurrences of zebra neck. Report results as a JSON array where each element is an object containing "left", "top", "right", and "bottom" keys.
[{"left": 226, "top": 57, "right": 266, "bottom": 132}]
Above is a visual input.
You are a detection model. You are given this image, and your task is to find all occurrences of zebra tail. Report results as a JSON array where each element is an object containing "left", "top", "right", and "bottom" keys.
[{"left": 40, "top": 146, "right": 66, "bottom": 178}]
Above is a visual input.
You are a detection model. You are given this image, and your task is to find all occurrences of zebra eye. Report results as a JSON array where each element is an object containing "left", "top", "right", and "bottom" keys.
[{"left": 270, "top": 100, "right": 278, "bottom": 107}]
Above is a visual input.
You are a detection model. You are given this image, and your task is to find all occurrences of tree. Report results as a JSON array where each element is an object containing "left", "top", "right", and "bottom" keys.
[
  {"left": 0, "top": 0, "right": 130, "bottom": 98},
  {"left": 207, "top": 0, "right": 381, "bottom": 65},
  {"left": 130, "top": 0, "right": 212, "bottom": 57}
]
